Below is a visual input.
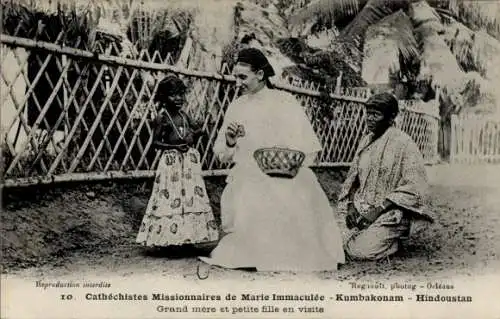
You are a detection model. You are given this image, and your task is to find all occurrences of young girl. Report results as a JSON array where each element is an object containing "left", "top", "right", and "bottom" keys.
[{"left": 136, "top": 74, "right": 219, "bottom": 248}]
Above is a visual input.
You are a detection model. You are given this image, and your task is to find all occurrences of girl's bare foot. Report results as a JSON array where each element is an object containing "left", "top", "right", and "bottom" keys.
[{"left": 197, "top": 262, "right": 210, "bottom": 280}]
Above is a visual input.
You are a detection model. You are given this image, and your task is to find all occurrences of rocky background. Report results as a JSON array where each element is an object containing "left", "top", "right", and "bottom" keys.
[{"left": 2, "top": 0, "right": 500, "bottom": 281}]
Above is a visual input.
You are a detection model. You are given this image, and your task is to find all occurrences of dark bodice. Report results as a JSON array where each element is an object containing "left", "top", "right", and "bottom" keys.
[{"left": 153, "top": 110, "right": 201, "bottom": 148}]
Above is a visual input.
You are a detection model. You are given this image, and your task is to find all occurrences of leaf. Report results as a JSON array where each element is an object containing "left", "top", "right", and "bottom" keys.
[
  {"left": 339, "top": 0, "right": 411, "bottom": 41},
  {"left": 429, "top": 0, "right": 500, "bottom": 41},
  {"left": 363, "top": 10, "right": 420, "bottom": 84},
  {"left": 289, "top": 0, "right": 364, "bottom": 29},
  {"left": 378, "top": 11, "right": 419, "bottom": 63}
]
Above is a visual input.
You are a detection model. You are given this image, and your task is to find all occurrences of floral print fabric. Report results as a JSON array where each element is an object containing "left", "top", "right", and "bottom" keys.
[{"left": 136, "top": 148, "right": 219, "bottom": 247}]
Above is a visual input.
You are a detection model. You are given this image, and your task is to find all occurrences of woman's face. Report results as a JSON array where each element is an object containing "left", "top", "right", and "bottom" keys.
[
  {"left": 232, "top": 63, "right": 264, "bottom": 95},
  {"left": 365, "top": 107, "right": 387, "bottom": 132}
]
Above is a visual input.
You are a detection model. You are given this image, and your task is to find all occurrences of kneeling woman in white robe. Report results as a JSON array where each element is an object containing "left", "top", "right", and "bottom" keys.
[{"left": 199, "top": 48, "right": 345, "bottom": 272}]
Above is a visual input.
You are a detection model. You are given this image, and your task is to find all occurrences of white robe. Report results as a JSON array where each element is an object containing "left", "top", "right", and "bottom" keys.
[{"left": 199, "top": 87, "right": 345, "bottom": 271}]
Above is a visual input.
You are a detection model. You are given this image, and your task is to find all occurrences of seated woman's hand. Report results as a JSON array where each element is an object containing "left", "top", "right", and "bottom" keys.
[
  {"left": 345, "top": 203, "right": 373, "bottom": 230},
  {"left": 355, "top": 216, "right": 372, "bottom": 230},
  {"left": 345, "top": 203, "right": 359, "bottom": 229},
  {"left": 362, "top": 200, "right": 393, "bottom": 224}
]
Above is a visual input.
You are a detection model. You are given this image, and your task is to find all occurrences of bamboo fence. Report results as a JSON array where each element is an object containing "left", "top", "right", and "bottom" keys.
[
  {"left": 1, "top": 34, "right": 441, "bottom": 188},
  {"left": 450, "top": 113, "right": 500, "bottom": 164}
]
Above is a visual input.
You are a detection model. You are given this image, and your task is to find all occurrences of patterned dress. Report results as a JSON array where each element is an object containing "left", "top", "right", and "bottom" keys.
[{"left": 136, "top": 111, "right": 219, "bottom": 247}]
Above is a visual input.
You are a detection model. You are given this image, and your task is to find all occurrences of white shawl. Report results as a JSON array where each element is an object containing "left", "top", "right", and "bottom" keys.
[{"left": 213, "top": 87, "right": 321, "bottom": 170}]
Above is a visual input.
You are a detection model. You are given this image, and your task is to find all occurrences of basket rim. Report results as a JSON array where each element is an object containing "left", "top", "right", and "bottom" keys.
[
  {"left": 252, "top": 147, "right": 306, "bottom": 172},
  {"left": 253, "top": 147, "right": 305, "bottom": 156}
]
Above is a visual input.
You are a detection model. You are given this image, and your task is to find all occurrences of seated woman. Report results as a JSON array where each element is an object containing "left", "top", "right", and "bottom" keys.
[
  {"left": 198, "top": 48, "right": 345, "bottom": 272},
  {"left": 338, "top": 92, "right": 435, "bottom": 261},
  {"left": 136, "top": 75, "right": 219, "bottom": 249}
]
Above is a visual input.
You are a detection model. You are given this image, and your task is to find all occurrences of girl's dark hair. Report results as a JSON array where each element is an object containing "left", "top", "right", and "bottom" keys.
[{"left": 154, "top": 74, "right": 186, "bottom": 103}]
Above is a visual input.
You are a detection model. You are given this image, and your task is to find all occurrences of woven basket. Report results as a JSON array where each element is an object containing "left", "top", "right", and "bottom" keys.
[{"left": 253, "top": 147, "right": 306, "bottom": 178}]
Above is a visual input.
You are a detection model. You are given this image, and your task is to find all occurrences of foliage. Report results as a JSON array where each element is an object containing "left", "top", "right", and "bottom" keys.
[
  {"left": 126, "top": 9, "right": 191, "bottom": 52},
  {"left": 1, "top": 1, "right": 93, "bottom": 48},
  {"left": 3, "top": 0, "right": 499, "bottom": 113},
  {"left": 276, "top": 37, "right": 365, "bottom": 87},
  {"left": 292, "top": 0, "right": 500, "bottom": 42},
  {"left": 288, "top": 0, "right": 500, "bottom": 113},
  {"left": 289, "top": 0, "right": 365, "bottom": 32},
  {"left": 428, "top": 0, "right": 500, "bottom": 41}
]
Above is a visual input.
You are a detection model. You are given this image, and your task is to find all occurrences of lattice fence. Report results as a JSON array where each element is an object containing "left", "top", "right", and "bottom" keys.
[
  {"left": 450, "top": 113, "right": 500, "bottom": 164},
  {"left": 397, "top": 100, "right": 440, "bottom": 163},
  {"left": 1, "top": 35, "right": 440, "bottom": 187}
]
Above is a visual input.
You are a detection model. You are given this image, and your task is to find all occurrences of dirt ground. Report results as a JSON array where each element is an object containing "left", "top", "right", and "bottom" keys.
[{"left": 1, "top": 165, "right": 500, "bottom": 282}]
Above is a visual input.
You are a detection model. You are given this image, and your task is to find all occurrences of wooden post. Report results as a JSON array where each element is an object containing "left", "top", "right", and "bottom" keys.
[
  {"left": 62, "top": 54, "right": 69, "bottom": 138},
  {"left": 450, "top": 114, "right": 457, "bottom": 163},
  {"left": 176, "top": 36, "right": 193, "bottom": 68},
  {"left": 335, "top": 71, "right": 343, "bottom": 94},
  {"left": 434, "top": 86, "right": 441, "bottom": 163}
]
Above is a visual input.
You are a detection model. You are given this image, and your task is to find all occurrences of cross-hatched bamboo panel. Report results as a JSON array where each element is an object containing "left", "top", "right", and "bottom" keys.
[
  {"left": 1, "top": 36, "right": 440, "bottom": 186},
  {"left": 450, "top": 114, "right": 500, "bottom": 164},
  {"left": 396, "top": 109, "right": 440, "bottom": 163}
]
